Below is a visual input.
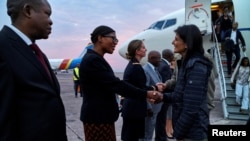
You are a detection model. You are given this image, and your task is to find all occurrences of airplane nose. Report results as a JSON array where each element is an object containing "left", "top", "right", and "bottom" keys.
[{"left": 118, "top": 41, "right": 129, "bottom": 59}]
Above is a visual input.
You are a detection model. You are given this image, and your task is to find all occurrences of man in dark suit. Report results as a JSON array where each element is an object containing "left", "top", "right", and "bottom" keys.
[
  {"left": 155, "top": 49, "right": 174, "bottom": 141},
  {"left": 0, "top": 0, "right": 67, "bottom": 140},
  {"left": 224, "top": 21, "right": 246, "bottom": 76}
]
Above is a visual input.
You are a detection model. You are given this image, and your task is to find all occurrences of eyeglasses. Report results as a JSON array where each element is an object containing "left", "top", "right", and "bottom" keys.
[{"left": 103, "top": 35, "right": 119, "bottom": 43}]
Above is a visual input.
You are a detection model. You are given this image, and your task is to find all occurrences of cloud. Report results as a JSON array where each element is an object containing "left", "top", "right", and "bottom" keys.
[{"left": 0, "top": 0, "right": 184, "bottom": 72}]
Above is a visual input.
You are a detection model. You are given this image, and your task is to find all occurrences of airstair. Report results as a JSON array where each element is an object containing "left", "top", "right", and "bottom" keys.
[
  {"left": 210, "top": 30, "right": 249, "bottom": 121},
  {"left": 220, "top": 53, "right": 249, "bottom": 120}
]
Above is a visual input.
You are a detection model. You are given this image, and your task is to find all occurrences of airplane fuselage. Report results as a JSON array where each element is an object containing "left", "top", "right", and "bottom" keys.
[{"left": 118, "top": 0, "right": 250, "bottom": 64}]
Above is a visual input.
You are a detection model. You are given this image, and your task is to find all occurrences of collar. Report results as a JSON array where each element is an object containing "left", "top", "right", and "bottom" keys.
[
  {"left": 8, "top": 25, "right": 32, "bottom": 45},
  {"left": 162, "top": 58, "right": 170, "bottom": 65},
  {"left": 147, "top": 62, "right": 156, "bottom": 70}
]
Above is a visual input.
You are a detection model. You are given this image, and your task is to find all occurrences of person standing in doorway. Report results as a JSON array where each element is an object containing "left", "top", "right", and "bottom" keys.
[
  {"left": 215, "top": 5, "right": 233, "bottom": 52},
  {"left": 0, "top": 0, "right": 67, "bottom": 140}
]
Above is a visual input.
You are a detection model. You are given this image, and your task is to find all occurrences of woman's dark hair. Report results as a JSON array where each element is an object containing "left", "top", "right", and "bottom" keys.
[
  {"left": 174, "top": 24, "right": 204, "bottom": 66},
  {"left": 240, "top": 57, "right": 250, "bottom": 66},
  {"left": 90, "top": 25, "right": 115, "bottom": 43},
  {"left": 126, "top": 39, "right": 143, "bottom": 59}
]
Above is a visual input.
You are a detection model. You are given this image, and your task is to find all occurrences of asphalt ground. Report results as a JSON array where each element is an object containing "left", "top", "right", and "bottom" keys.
[{"left": 57, "top": 72, "right": 247, "bottom": 141}]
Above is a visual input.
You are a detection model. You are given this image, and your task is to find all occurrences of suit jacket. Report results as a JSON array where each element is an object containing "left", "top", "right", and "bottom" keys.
[
  {"left": 79, "top": 49, "right": 147, "bottom": 123},
  {"left": 0, "top": 26, "right": 67, "bottom": 141},
  {"left": 121, "top": 58, "right": 153, "bottom": 118},
  {"left": 224, "top": 29, "right": 246, "bottom": 47},
  {"left": 143, "top": 63, "right": 163, "bottom": 113},
  {"left": 158, "top": 59, "right": 172, "bottom": 83}
]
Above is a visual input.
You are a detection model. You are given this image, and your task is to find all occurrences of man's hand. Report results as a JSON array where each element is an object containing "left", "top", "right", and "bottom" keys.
[
  {"left": 146, "top": 91, "right": 163, "bottom": 103},
  {"left": 242, "top": 46, "right": 246, "bottom": 52},
  {"left": 156, "top": 82, "right": 166, "bottom": 92}
]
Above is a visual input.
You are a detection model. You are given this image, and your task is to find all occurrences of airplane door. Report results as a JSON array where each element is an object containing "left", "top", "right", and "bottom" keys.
[
  {"left": 185, "top": 0, "right": 212, "bottom": 35},
  {"left": 233, "top": 0, "right": 250, "bottom": 57}
]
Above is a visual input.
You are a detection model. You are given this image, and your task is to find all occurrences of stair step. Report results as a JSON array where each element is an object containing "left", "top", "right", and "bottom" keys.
[
  {"left": 225, "top": 98, "right": 240, "bottom": 106},
  {"left": 227, "top": 92, "right": 236, "bottom": 98},
  {"left": 218, "top": 50, "right": 248, "bottom": 121},
  {"left": 227, "top": 105, "right": 249, "bottom": 121},
  {"left": 228, "top": 114, "right": 249, "bottom": 121}
]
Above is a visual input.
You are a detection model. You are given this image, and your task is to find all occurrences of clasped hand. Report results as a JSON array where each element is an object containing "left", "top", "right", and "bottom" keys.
[
  {"left": 156, "top": 82, "right": 166, "bottom": 92},
  {"left": 146, "top": 90, "right": 163, "bottom": 104}
]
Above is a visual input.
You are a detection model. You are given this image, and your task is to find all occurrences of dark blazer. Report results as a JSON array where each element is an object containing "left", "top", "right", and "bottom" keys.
[
  {"left": 0, "top": 26, "right": 67, "bottom": 141},
  {"left": 224, "top": 29, "right": 246, "bottom": 47},
  {"left": 122, "top": 58, "right": 153, "bottom": 118},
  {"left": 79, "top": 49, "right": 147, "bottom": 124},
  {"left": 158, "top": 59, "right": 172, "bottom": 83}
]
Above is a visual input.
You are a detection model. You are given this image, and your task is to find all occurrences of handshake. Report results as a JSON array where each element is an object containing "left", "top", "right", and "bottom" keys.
[
  {"left": 146, "top": 82, "right": 167, "bottom": 104},
  {"left": 146, "top": 90, "right": 163, "bottom": 104}
]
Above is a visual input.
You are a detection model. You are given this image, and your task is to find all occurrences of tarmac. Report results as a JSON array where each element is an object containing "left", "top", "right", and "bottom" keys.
[{"left": 57, "top": 71, "right": 247, "bottom": 141}]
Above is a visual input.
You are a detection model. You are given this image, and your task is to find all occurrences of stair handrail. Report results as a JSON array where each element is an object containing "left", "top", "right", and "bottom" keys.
[{"left": 210, "top": 25, "right": 229, "bottom": 118}]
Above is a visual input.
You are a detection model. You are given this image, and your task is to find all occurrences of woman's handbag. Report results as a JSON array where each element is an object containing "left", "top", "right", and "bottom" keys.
[{"left": 231, "top": 80, "right": 236, "bottom": 89}]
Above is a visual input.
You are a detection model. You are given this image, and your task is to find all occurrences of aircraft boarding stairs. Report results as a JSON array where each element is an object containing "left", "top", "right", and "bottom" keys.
[
  {"left": 212, "top": 41, "right": 249, "bottom": 121},
  {"left": 220, "top": 52, "right": 249, "bottom": 120}
]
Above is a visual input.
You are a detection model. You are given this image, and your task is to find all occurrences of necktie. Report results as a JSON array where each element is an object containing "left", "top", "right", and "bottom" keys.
[{"left": 30, "top": 43, "right": 52, "bottom": 81}]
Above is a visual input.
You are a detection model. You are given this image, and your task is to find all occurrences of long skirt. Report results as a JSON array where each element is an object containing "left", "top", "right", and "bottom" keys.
[{"left": 83, "top": 123, "right": 116, "bottom": 141}]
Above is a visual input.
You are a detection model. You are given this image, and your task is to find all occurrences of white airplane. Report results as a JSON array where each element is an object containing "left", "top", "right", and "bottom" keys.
[
  {"left": 49, "top": 43, "right": 93, "bottom": 73},
  {"left": 118, "top": 0, "right": 250, "bottom": 64}
]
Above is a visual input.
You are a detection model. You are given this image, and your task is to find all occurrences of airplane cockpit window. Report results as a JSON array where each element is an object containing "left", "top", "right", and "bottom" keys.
[
  {"left": 162, "top": 19, "right": 176, "bottom": 29},
  {"left": 147, "top": 19, "right": 176, "bottom": 30},
  {"left": 147, "top": 20, "right": 165, "bottom": 30}
]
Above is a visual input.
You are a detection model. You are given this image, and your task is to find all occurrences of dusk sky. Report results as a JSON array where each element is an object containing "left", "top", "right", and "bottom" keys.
[{"left": 0, "top": 0, "right": 184, "bottom": 72}]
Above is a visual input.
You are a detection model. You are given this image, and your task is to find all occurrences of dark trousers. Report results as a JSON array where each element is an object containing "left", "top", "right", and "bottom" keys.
[
  {"left": 74, "top": 80, "right": 82, "bottom": 97},
  {"left": 225, "top": 45, "right": 240, "bottom": 75},
  {"left": 155, "top": 103, "right": 169, "bottom": 141},
  {"left": 121, "top": 117, "right": 145, "bottom": 141}
]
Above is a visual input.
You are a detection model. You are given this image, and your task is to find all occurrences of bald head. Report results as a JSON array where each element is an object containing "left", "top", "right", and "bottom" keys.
[
  {"left": 162, "top": 49, "right": 174, "bottom": 62},
  {"left": 148, "top": 50, "right": 161, "bottom": 67},
  {"left": 7, "top": 0, "right": 49, "bottom": 23}
]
